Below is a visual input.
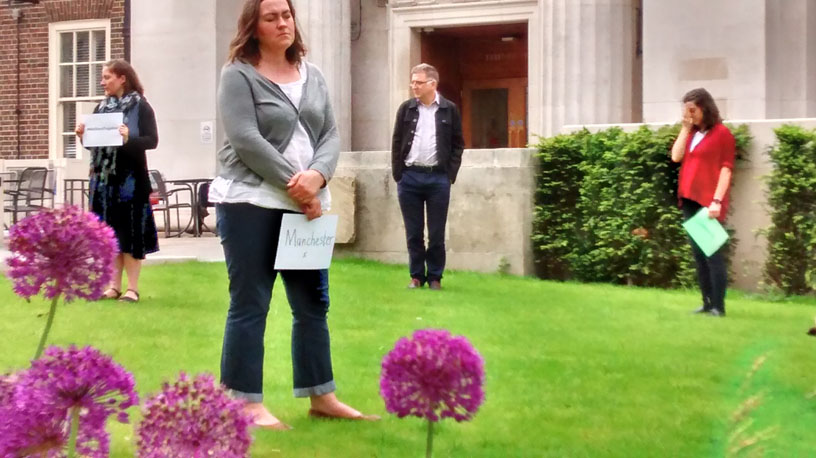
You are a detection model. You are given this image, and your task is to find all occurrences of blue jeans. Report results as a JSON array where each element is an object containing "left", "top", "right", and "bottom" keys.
[
  {"left": 216, "top": 203, "right": 335, "bottom": 401},
  {"left": 397, "top": 170, "right": 451, "bottom": 283}
]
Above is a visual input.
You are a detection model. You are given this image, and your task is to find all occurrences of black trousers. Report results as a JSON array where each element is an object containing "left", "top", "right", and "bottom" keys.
[
  {"left": 397, "top": 170, "right": 451, "bottom": 284},
  {"left": 681, "top": 198, "right": 727, "bottom": 312}
]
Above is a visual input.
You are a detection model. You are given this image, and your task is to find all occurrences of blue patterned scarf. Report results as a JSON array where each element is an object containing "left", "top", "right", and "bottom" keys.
[{"left": 91, "top": 91, "right": 142, "bottom": 184}]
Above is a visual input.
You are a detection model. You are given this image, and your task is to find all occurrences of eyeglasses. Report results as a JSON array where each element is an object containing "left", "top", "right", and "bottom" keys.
[{"left": 409, "top": 80, "right": 431, "bottom": 87}]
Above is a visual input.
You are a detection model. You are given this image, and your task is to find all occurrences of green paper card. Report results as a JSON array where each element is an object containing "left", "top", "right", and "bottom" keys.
[{"left": 682, "top": 207, "right": 729, "bottom": 257}]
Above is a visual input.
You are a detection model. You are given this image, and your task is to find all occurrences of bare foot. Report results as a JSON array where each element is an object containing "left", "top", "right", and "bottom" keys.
[
  {"left": 243, "top": 402, "right": 291, "bottom": 430},
  {"left": 309, "top": 393, "right": 380, "bottom": 421}
]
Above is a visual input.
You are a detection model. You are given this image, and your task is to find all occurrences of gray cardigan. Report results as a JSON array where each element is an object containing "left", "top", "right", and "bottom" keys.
[{"left": 216, "top": 60, "right": 339, "bottom": 190}]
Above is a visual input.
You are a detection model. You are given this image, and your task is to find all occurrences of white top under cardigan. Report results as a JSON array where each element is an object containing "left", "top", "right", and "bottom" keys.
[
  {"left": 209, "top": 62, "right": 331, "bottom": 212},
  {"left": 689, "top": 130, "right": 706, "bottom": 153}
]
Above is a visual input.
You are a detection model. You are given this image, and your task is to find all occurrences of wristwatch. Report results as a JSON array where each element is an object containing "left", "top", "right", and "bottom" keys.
[{"left": 712, "top": 198, "right": 722, "bottom": 205}]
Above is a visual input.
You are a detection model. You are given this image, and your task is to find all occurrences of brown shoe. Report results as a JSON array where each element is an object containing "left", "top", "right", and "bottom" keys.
[
  {"left": 428, "top": 280, "right": 441, "bottom": 290},
  {"left": 407, "top": 278, "right": 422, "bottom": 289},
  {"left": 308, "top": 408, "right": 381, "bottom": 421}
]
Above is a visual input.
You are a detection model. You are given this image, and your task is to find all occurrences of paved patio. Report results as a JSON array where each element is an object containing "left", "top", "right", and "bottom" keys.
[{"left": 0, "top": 233, "right": 225, "bottom": 270}]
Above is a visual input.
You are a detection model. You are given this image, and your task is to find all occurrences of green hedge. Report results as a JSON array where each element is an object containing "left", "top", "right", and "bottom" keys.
[
  {"left": 764, "top": 125, "right": 816, "bottom": 295},
  {"left": 532, "top": 124, "right": 751, "bottom": 288}
]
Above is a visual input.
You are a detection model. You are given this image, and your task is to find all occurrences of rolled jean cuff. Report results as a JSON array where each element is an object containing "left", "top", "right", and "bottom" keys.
[
  {"left": 293, "top": 380, "right": 336, "bottom": 398},
  {"left": 229, "top": 389, "right": 263, "bottom": 403}
]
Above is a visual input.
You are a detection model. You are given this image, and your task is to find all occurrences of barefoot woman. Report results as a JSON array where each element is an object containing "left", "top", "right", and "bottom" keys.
[{"left": 210, "top": 0, "right": 378, "bottom": 428}]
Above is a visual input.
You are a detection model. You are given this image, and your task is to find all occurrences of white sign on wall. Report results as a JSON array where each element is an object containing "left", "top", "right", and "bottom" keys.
[{"left": 200, "top": 121, "right": 214, "bottom": 144}]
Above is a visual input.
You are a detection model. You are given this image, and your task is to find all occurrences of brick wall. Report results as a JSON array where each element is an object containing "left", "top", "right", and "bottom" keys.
[{"left": 0, "top": 0, "right": 125, "bottom": 160}]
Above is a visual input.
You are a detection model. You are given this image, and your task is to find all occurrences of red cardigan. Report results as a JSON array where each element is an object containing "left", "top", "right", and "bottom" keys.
[{"left": 677, "top": 123, "right": 735, "bottom": 223}]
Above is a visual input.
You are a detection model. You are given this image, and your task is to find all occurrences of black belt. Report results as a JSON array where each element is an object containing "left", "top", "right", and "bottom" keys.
[{"left": 405, "top": 164, "right": 444, "bottom": 173}]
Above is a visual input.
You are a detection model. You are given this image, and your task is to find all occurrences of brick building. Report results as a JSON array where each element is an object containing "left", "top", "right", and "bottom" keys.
[{"left": 0, "top": 0, "right": 126, "bottom": 161}]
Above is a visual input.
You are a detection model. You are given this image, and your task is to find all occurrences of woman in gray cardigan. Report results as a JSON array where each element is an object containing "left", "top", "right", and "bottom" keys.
[{"left": 210, "top": 0, "right": 378, "bottom": 429}]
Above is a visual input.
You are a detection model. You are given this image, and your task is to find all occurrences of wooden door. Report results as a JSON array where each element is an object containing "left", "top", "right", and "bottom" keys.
[{"left": 462, "top": 78, "right": 527, "bottom": 149}]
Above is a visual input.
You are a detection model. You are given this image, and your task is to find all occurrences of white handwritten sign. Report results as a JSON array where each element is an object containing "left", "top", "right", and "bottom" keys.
[
  {"left": 274, "top": 214, "right": 338, "bottom": 270},
  {"left": 82, "top": 112, "right": 124, "bottom": 147}
]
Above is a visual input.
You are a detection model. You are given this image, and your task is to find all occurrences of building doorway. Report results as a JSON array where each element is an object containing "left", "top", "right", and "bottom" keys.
[{"left": 420, "top": 23, "right": 528, "bottom": 149}]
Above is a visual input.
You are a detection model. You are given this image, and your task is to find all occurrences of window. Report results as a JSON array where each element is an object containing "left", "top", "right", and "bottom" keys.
[{"left": 49, "top": 20, "right": 110, "bottom": 159}]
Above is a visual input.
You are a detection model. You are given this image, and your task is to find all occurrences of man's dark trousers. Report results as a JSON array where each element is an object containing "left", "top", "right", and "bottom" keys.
[{"left": 397, "top": 169, "right": 451, "bottom": 284}]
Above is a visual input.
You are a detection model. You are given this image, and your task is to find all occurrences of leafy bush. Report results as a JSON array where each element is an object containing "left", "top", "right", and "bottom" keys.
[
  {"left": 763, "top": 125, "right": 816, "bottom": 295},
  {"left": 531, "top": 131, "right": 587, "bottom": 280},
  {"left": 532, "top": 124, "right": 751, "bottom": 288}
]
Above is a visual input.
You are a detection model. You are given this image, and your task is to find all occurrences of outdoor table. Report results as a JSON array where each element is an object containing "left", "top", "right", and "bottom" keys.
[{"left": 164, "top": 178, "right": 213, "bottom": 237}]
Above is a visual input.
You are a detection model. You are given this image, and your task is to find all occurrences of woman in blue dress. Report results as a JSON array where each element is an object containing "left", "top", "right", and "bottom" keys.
[{"left": 76, "top": 59, "right": 159, "bottom": 303}]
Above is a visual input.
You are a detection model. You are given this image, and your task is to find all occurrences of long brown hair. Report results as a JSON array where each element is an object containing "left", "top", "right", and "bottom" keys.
[
  {"left": 103, "top": 59, "right": 144, "bottom": 96},
  {"left": 227, "top": 0, "right": 307, "bottom": 65},
  {"left": 682, "top": 88, "right": 722, "bottom": 131},
  {"left": 104, "top": 59, "right": 144, "bottom": 96}
]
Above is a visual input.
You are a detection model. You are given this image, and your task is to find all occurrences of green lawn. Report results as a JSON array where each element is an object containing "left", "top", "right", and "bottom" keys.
[{"left": 1, "top": 259, "right": 815, "bottom": 457}]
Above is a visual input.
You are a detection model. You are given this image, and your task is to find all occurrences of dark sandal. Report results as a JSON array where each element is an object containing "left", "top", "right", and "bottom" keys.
[
  {"left": 119, "top": 289, "right": 140, "bottom": 303},
  {"left": 102, "top": 288, "right": 121, "bottom": 300}
]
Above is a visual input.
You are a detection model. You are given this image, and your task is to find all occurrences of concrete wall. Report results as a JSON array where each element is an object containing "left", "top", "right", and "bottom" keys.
[
  {"left": 131, "top": 0, "right": 224, "bottom": 181},
  {"left": 809, "top": 3, "right": 816, "bottom": 116},
  {"left": 293, "top": 0, "right": 352, "bottom": 151},
  {"left": 350, "top": 0, "right": 390, "bottom": 151},
  {"left": 215, "top": 0, "right": 245, "bottom": 149},
  {"left": 642, "top": 0, "right": 768, "bottom": 122},
  {"left": 333, "top": 148, "right": 537, "bottom": 277},
  {"left": 644, "top": 0, "right": 816, "bottom": 123},
  {"left": 563, "top": 118, "right": 816, "bottom": 291},
  {"left": 765, "top": 0, "right": 816, "bottom": 118}
]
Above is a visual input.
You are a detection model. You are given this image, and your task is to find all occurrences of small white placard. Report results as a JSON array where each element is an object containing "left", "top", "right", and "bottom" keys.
[
  {"left": 82, "top": 112, "right": 124, "bottom": 147},
  {"left": 274, "top": 214, "right": 338, "bottom": 270},
  {"left": 200, "top": 121, "right": 214, "bottom": 144}
]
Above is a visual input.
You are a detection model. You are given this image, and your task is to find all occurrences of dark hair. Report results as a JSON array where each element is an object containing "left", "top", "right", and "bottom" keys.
[
  {"left": 227, "top": 0, "right": 307, "bottom": 66},
  {"left": 104, "top": 59, "right": 144, "bottom": 96},
  {"left": 682, "top": 88, "right": 722, "bottom": 130}
]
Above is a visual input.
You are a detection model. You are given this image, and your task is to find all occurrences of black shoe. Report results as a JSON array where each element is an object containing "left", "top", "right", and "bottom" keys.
[
  {"left": 708, "top": 309, "right": 726, "bottom": 317},
  {"left": 691, "top": 305, "right": 711, "bottom": 314}
]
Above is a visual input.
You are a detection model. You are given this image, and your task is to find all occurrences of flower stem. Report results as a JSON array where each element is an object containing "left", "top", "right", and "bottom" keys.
[
  {"left": 67, "top": 406, "right": 80, "bottom": 458},
  {"left": 33, "top": 295, "right": 60, "bottom": 360},
  {"left": 426, "top": 420, "right": 434, "bottom": 458}
]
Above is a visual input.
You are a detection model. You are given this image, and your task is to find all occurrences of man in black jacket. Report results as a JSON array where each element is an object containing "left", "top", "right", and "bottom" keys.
[{"left": 391, "top": 63, "right": 464, "bottom": 290}]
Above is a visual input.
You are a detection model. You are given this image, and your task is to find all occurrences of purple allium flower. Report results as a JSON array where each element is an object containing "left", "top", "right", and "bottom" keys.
[
  {"left": 6, "top": 205, "right": 118, "bottom": 302},
  {"left": 0, "top": 373, "right": 14, "bottom": 405},
  {"left": 380, "top": 329, "right": 485, "bottom": 422},
  {"left": 1, "top": 345, "right": 139, "bottom": 457},
  {"left": 137, "top": 372, "right": 253, "bottom": 458},
  {"left": 0, "top": 379, "right": 70, "bottom": 458},
  {"left": 0, "top": 402, "right": 70, "bottom": 458}
]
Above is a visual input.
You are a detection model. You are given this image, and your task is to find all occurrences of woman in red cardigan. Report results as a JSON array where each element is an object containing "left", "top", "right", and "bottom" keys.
[{"left": 671, "top": 88, "right": 735, "bottom": 317}]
